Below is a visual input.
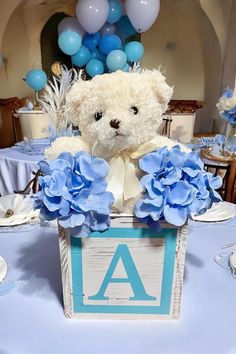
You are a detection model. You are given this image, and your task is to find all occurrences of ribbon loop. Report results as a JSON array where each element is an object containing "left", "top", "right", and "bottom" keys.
[{"left": 105, "top": 137, "right": 161, "bottom": 211}]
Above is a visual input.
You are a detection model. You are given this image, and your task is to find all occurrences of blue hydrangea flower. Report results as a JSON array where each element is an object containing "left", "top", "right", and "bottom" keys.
[
  {"left": 227, "top": 144, "right": 236, "bottom": 152},
  {"left": 34, "top": 152, "right": 114, "bottom": 237},
  {"left": 219, "top": 89, "right": 236, "bottom": 125},
  {"left": 214, "top": 134, "right": 225, "bottom": 146},
  {"left": 222, "top": 108, "right": 236, "bottom": 125},
  {"left": 200, "top": 137, "right": 215, "bottom": 148},
  {"left": 223, "top": 88, "right": 234, "bottom": 99},
  {"left": 135, "top": 146, "right": 222, "bottom": 228}
]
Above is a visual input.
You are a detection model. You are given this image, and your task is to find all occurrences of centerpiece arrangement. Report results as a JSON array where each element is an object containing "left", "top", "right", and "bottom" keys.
[
  {"left": 33, "top": 0, "right": 222, "bottom": 320},
  {"left": 217, "top": 87, "right": 236, "bottom": 150},
  {"left": 34, "top": 66, "right": 222, "bottom": 320}
]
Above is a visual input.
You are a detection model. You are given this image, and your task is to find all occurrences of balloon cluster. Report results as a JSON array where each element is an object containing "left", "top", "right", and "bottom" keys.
[{"left": 57, "top": 0, "right": 160, "bottom": 77}]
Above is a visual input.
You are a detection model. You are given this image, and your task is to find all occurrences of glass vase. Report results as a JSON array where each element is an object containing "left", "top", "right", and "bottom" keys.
[{"left": 225, "top": 124, "right": 236, "bottom": 149}]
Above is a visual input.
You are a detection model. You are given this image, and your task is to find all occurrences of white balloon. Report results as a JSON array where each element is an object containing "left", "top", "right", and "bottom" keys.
[
  {"left": 125, "top": 0, "right": 160, "bottom": 33},
  {"left": 100, "top": 22, "right": 115, "bottom": 36},
  {"left": 58, "top": 17, "right": 84, "bottom": 37},
  {"left": 76, "top": 0, "right": 109, "bottom": 34}
]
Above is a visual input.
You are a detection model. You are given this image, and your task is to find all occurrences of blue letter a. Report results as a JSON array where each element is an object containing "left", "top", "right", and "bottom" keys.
[{"left": 88, "top": 244, "right": 156, "bottom": 301}]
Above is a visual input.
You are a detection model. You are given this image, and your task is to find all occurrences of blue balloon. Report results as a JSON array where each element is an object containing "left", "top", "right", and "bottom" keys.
[
  {"left": 125, "top": 41, "right": 144, "bottom": 62},
  {"left": 25, "top": 69, "right": 47, "bottom": 91},
  {"left": 99, "top": 34, "right": 122, "bottom": 55},
  {"left": 0, "top": 53, "right": 3, "bottom": 66},
  {"left": 72, "top": 46, "right": 91, "bottom": 67},
  {"left": 106, "top": 50, "right": 127, "bottom": 72},
  {"left": 90, "top": 48, "right": 106, "bottom": 62},
  {"left": 107, "top": 0, "right": 122, "bottom": 24},
  {"left": 122, "top": 63, "right": 130, "bottom": 72},
  {"left": 58, "top": 31, "right": 82, "bottom": 55},
  {"left": 116, "top": 16, "right": 136, "bottom": 38},
  {"left": 82, "top": 32, "right": 101, "bottom": 50},
  {"left": 86, "top": 59, "right": 104, "bottom": 77}
]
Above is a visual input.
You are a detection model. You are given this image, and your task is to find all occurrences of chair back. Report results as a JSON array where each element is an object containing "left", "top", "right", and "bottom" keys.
[{"left": 0, "top": 97, "right": 24, "bottom": 148}]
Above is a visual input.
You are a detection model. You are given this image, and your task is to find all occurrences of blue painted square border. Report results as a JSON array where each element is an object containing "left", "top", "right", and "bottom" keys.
[{"left": 70, "top": 227, "right": 177, "bottom": 315}]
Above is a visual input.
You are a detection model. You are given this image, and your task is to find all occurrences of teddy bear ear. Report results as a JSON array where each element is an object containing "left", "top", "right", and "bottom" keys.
[
  {"left": 65, "top": 79, "right": 90, "bottom": 118},
  {"left": 141, "top": 69, "right": 173, "bottom": 111}
]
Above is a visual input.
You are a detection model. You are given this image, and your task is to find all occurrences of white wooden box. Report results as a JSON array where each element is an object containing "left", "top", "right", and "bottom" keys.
[
  {"left": 168, "top": 113, "right": 196, "bottom": 144},
  {"left": 58, "top": 216, "right": 187, "bottom": 320}
]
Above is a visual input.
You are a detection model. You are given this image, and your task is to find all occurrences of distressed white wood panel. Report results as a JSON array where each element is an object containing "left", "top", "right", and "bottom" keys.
[
  {"left": 82, "top": 237, "right": 165, "bottom": 306},
  {"left": 58, "top": 217, "right": 188, "bottom": 320}
]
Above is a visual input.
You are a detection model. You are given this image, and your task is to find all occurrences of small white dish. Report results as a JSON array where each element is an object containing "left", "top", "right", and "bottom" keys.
[
  {"left": 0, "top": 256, "right": 7, "bottom": 283},
  {"left": 0, "top": 211, "right": 39, "bottom": 227},
  {"left": 0, "top": 195, "right": 39, "bottom": 227},
  {"left": 192, "top": 202, "right": 235, "bottom": 222}
]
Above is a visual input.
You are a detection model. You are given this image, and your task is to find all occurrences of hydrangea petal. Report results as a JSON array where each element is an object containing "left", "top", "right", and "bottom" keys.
[
  {"left": 68, "top": 173, "right": 86, "bottom": 192},
  {"left": 139, "top": 153, "right": 163, "bottom": 174},
  {"left": 75, "top": 152, "right": 95, "bottom": 181},
  {"left": 75, "top": 190, "right": 114, "bottom": 214},
  {"left": 70, "top": 223, "right": 91, "bottom": 238},
  {"left": 58, "top": 152, "right": 75, "bottom": 169},
  {"left": 49, "top": 159, "right": 72, "bottom": 172},
  {"left": 134, "top": 200, "right": 153, "bottom": 218},
  {"left": 168, "top": 181, "right": 193, "bottom": 206},
  {"left": 143, "top": 195, "right": 163, "bottom": 208},
  {"left": 46, "top": 170, "right": 67, "bottom": 197},
  {"left": 40, "top": 205, "right": 60, "bottom": 220},
  {"left": 38, "top": 160, "right": 50, "bottom": 175},
  {"left": 140, "top": 174, "right": 152, "bottom": 189},
  {"left": 91, "top": 158, "right": 109, "bottom": 178},
  {"left": 43, "top": 195, "right": 61, "bottom": 212},
  {"left": 59, "top": 199, "right": 71, "bottom": 216},
  {"left": 90, "top": 178, "right": 107, "bottom": 194},
  {"left": 164, "top": 205, "right": 187, "bottom": 226},
  {"left": 161, "top": 167, "right": 182, "bottom": 185},
  {"left": 207, "top": 174, "right": 222, "bottom": 190},
  {"left": 167, "top": 149, "right": 185, "bottom": 167},
  {"left": 58, "top": 213, "right": 86, "bottom": 228}
]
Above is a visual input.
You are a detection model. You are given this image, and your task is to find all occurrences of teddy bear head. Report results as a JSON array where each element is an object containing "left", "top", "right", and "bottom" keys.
[{"left": 66, "top": 69, "right": 173, "bottom": 154}]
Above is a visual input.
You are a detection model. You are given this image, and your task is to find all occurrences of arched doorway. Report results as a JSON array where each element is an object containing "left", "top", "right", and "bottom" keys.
[{"left": 40, "top": 12, "right": 73, "bottom": 80}]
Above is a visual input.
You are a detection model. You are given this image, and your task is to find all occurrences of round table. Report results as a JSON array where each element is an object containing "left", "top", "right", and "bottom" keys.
[
  {"left": 0, "top": 145, "right": 43, "bottom": 196},
  {"left": 0, "top": 213, "right": 236, "bottom": 354}
]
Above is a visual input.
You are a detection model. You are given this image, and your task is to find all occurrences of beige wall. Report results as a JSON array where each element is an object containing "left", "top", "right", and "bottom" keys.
[
  {"left": 142, "top": 0, "right": 204, "bottom": 101},
  {"left": 0, "top": 4, "right": 32, "bottom": 99},
  {"left": 0, "top": 0, "right": 75, "bottom": 99}
]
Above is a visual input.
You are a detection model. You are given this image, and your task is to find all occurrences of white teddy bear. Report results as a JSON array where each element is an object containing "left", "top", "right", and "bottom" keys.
[{"left": 45, "top": 69, "right": 189, "bottom": 213}]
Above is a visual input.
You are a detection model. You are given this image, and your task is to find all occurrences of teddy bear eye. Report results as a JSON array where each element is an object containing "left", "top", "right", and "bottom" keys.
[
  {"left": 131, "top": 106, "right": 139, "bottom": 115},
  {"left": 94, "top": 112, "right": 103, "bottom": 121}
]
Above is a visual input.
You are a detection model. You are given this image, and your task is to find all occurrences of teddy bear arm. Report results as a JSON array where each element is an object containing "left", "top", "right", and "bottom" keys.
[{"left": 44, "top": 136, "right": 90, "bottom": 160}]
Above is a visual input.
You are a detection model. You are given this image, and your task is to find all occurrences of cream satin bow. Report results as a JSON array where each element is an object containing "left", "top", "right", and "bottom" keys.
[{"left": 94, "top": 137, "right": 162, "bottom": 211}]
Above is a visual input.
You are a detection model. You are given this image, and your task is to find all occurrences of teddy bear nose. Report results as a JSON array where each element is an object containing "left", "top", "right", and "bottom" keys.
[{"left": 110, "top": 119, "right": 120, "bottom": 129}]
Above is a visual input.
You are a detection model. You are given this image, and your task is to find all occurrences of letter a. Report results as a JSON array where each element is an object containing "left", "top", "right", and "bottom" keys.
[{"left": 89, "top": 244, "right": 156, "bottom": 301}]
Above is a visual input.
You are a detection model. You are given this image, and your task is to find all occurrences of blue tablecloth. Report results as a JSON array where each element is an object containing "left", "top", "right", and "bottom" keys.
[
  {"left": 0, "top": 140, "right": 48, "bottom": 196},
  {"left": 0, "top": 216, "right": 236, "bottom": 354}
]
